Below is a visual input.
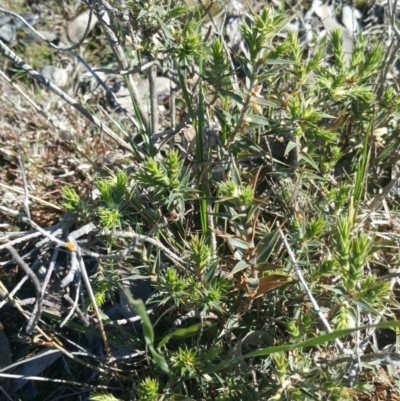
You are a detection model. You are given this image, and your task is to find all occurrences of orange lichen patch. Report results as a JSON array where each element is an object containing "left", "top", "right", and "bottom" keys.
[{"left": 66, "top": 241, "right": 75, "bottom": 251}]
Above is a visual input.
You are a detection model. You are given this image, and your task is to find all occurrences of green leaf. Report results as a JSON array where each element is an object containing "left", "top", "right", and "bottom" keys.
[
  {"left": 227, "top": 237, "right": 249, "bottom": 251},
  {"left": 159, "top": 20, "right": 175, "bottom": 41},
  {"left": 264, "top": 59, "right": 294, "bottom": 65},
  {"left": 137, "top": 9, "right": 148, "bottom": 19},
  {"left": 90, "top": 393, "right": 123, "bottom": 401},
  {"left": 121, "top": 287, "right": 170, "bottom": 373},
  {"left": 204, "top": 258, "right": 219, "bottom": 282},
  {"left": 250, "top": 96, "right": 280, "bottom": 108},
  {"left": 165, "top": 5, "right": 187, "bottom": 19},
  {"left": 219, "top": 89, "right": 244, "bottom": 105},
  {"left": 324, "top": 285, "right": 347, "bottom": 296},
  {"left": 176, "top": 61, "right": 195, "bottom": 121},
  {"left": 231, "top": 260, "right": 250, "bottom": 275},
  {"left": 158, "top": 323, "right": 202, "bottom": 347},
  {"left": 298, "top": 152, "right": 320, "bottom": 171},
  {"left": 256, "top": 229, "right": 280, "bottom": 264},
  {"left": 284, "top": 141, "right": 297, "bottom": 156},
  {"left": 352, "top": 299, "right": 379, "bottom": 315},
  {"left": 236, "top": 135, "right": 264, "bottom": 153},
  {"left": 295, "top": 172, "right": 327, "bottom": 181},
  {"left": 213, "top": 107, "right": 235, "bottom": 127},
  {"left": 246, "top": 114, "right": 273, "bottom": 126}
]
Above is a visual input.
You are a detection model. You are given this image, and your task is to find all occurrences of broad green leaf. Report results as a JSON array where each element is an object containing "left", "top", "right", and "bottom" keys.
[
  {"left": 227, "top": 237, "right": 249, "bottom": 250},
  {"left": 137, "top": 9, "right": 147, "bottom": 19},
  {"left": 159, "top": 21, "right": 175, "bottom": 41},
  {"left": 254, "top": 262, "right": 283, "bottom": 271},
  {"left": 256, "top": 229, "right": 280, "bottom": 263},
  {"left": 256, "top": 65, "right": 287, "bottom": 79},
  {"left": 284, "top": 141, "right": 297, "bottom": 156},
  {"left": 296, "top": 172, "right": 328, "bottom": 181},
  {"left": 246, "top": 114, "right": 273, "bottom": 126},
  {"left": 158, "top": 323, "right": 202, "bottom": 347},
  {"left": 231, "top": 259, "right": 250, "bottom": 275},
  {"left": 324, "top": 285, "right": 347, "bottom": 296},
  {"left": 298, "top": 152, "right": 320, "bottom": 171},
  {"left": 219, "top": 89, "right": 244, "bottom": 105},
  {"left": 250, "top": 96, "right": 280, "bottom": 108},
  {"left": 204, "top": 258, "right": 219, "bottom": 282},
  {"left": 213, "top": 107, "right": 234, "bottom": 127},
  {"left": 236, "top": 135, "right": 264, "bottom": 153},
  {"left": 352, "top": 299, "right": 379, "bottom": 315}
]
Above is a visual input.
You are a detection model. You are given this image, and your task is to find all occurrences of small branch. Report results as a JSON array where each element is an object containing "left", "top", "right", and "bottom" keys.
[
  {"left": 17, "top": 157, "right": 31, "bottom": 221},
  {"left": 101, "top": 229, "right": 186, "bottom": 268},
  {"left": 76, "top": 247, "right": 112, "bottom": 361},
  {"left": 388, "top": 0, "right": 400, "bottom": 40},
  {"left": 5, "top": 246, "right": 42, "bottom": 334},
  {"left": 170, "top": 67, "right": 177, "bottom": 131},
  {"left": 60, "top": 289, "right": 90, "bottom": 327},
  {"left": 0, "top": 227, "right": 63, "bottom": 251},
  {"left": 154, "top": 117, "right": 192, "bottom": 155},
  {"left": 353, "top": 169, "right": 400, "bottom": 232},
  {"left": 60, "top": 278, "right": 85, "bottom": 327},
  {"left": 40, "top": 246, "right": 59, "bottom": 298}
]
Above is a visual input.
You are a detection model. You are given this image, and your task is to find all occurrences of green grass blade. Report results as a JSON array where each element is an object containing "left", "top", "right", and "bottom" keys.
[
  {"left": 200, "top": 320, "right": 400, "bottom": 375},
  {"left": 120, "top": 286, "right": 170, "bottom": 373}
]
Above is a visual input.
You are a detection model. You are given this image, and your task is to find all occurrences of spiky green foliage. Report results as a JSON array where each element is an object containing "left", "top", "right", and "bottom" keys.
[
  {"left": 137, "top": 377, "right": 160, "bottom": 401},
  {"left": 48, "top": 3, "right": 400, "bottom": 400}
]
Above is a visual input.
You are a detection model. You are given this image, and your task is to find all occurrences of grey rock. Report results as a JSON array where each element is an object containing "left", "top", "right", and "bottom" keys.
[
  {"left": 342, "top": 5, "right": 361, "bottom": 33},
  {"left": 0, "top": 15, "right": 13, "bottom": 26},
  {"left": 0, "top": 23, "right": 15, "bottom": 42},
  {"left": 23, "top": 29, "right": 58, "bottom": 43},
  {"left": 115, "top": 76, "right": 176, "bottom": 111},
  {"left": 313, "top": 1, "right": 354, "bottom": 65},
  {"left": 13, "top": 12, "right": 40, "bottom": 29},
  {"left": 39, "top": 65, "right": 69, "bottom": 88},
  {"left": 0, "top": 12, "right": 39, "bottom": 29},
  {"left": 64, "top": 9, "right": 98, "bottom": 44}
]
